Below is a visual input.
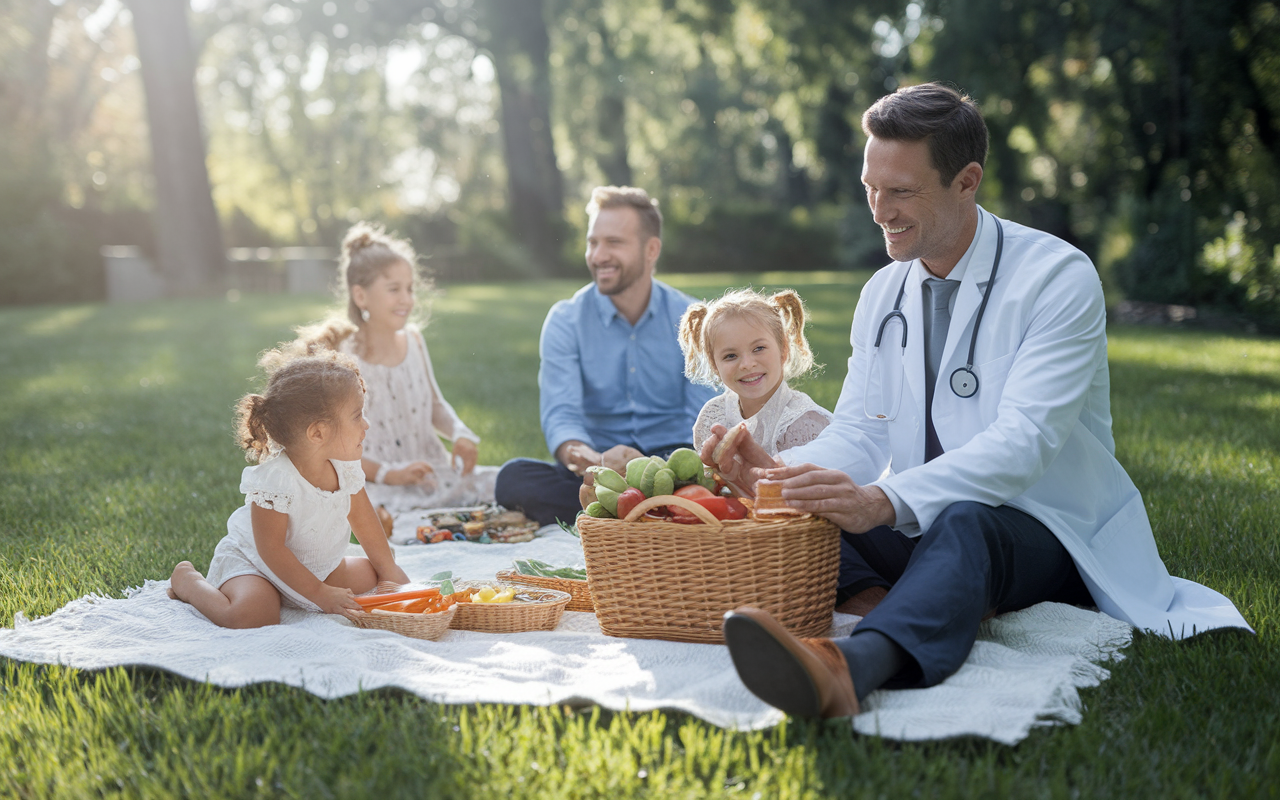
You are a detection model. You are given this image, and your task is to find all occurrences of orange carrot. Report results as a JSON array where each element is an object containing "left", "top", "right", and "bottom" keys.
[{"left": 354, "top": 587, "right": 441, "bottom": 609}]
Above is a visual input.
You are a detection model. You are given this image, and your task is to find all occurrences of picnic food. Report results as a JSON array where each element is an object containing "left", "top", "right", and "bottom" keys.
[
  {"left": 356, "top": 586, "right": 457, "bottom": 615},
  {"left": 513, "top": 559, "right": 588, "bottom": 581},
  {"left": 415, "top": 505, "right": 538, "bottom": 544},
  {"left": 578, "top": 452, "right": 757, "bottom": 525},
  {"left": 753, "top": 481, "right": 804, "bottom": 517},
  {"left": 711, "top": 421, "right": 747, "bottom": 465},
  {"left": 470, "top": 585, "right": 517, "bottom": 604}
]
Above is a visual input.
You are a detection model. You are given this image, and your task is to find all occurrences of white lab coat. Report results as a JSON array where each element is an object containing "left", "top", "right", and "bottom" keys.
[{"left": 784, "top": 207, "right": 1251, "bottom": 639}]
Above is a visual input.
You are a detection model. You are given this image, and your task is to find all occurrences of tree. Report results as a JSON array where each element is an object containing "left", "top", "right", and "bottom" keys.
[{"left": 127, "top": 0, "right": 226, "bottom": 296}]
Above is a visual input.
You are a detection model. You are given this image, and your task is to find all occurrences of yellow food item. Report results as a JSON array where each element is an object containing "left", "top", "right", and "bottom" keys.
[{"left": 470, "top": 585, "right": 517, "bottom": 604}]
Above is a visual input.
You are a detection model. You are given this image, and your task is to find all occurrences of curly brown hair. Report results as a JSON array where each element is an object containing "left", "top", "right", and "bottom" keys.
[{"left": 234, "top": 348, "right": 365, "bottom": 462}]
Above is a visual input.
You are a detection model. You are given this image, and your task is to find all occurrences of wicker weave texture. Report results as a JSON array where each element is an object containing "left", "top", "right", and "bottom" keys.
[
  {"left": 351, "top": 604, "right": 456, "bottom": 640},
  {"left": 448, "top": 583, "right": 572, "bottom": 633},
  {"left": 495, "top": 570, "right": 594, "bottom": 612},
  {"left": 578, "top": 516, "right": 840, "bottom": 644}
]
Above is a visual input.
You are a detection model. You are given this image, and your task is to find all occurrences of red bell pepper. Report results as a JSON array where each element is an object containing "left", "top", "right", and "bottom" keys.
[{"left": 669, "top": 495, "right": 748, "bottom": 523}]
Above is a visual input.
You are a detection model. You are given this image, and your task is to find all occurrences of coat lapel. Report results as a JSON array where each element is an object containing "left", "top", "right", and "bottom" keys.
[{"left": 940, "top": 207, "right": 1000, "bottom": 373}]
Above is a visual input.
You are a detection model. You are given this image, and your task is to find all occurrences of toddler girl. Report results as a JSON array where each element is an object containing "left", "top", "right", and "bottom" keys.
[
  {"left": 679, "top": 288, "right": 832, "bottom": 456},
  {"left": 169, "top": 349, "right": 410, "bottom": 628},
  {"left": 294, "top": 222, "right": 498, "bottom": 535}
]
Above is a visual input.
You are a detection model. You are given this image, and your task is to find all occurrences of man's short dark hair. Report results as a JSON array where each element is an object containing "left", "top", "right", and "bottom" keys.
[
  {"left": 587, "top": 186, "right": 662, "bottom": 241},
  {"left": 861, "top": 83, "right": 989, "bottom": 188}
]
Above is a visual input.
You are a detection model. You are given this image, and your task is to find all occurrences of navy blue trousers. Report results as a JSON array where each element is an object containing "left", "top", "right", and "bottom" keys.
[
  {"left": 838, "top": 502, "right": 1093, "bottom": 688},
  {"left": 494, "top": 443, "right": 694, "bottom": 527}
]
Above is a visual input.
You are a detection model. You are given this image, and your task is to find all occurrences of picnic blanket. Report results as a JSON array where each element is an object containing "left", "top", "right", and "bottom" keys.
[{"left": 0, "top": 528, "right": 1133, "bottom": 745}]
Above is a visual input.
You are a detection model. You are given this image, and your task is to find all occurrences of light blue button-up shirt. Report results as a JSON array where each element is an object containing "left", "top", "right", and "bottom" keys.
[{"left": 539, "top": 279, "right": 716, "bottom": 458}]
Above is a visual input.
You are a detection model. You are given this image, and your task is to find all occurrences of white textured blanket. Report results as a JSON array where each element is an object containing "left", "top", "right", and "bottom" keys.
[{"left": 0, "top": 529, "right": 1132, "bottom": 745}]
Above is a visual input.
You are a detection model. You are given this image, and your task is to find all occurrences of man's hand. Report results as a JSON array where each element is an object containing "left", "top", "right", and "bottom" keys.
[
  {"left": 557, "top": 440, "right": 603, "bottom": 474},
  {"left": 699, "top": 423, "right": 780, "bottom": 495},
  {"left": 386, "top": 461, "right": 436, "bottom": 489},
  {"left": 601, "top": 444, "right": 644, "bottom": 474},
  {"left": 762, "top": 463, "right": 895, "bottom": 533},
  {"left": 451, "top": 438, "right": 478, "bottom": 475}
]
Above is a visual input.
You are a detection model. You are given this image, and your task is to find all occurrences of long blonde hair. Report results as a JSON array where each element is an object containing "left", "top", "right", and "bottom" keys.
[
  {"left": 292, "top": 221, "right": 432, "bottom": 355},
  {"left": 678, "top": 288, "right": 818, "bottom": 387}
]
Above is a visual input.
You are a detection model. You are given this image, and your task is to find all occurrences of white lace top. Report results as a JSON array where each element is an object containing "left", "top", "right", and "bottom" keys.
[
  {"left": 343, "top": 326, "right": 497, "bottom": 515},
  {"left": 692, "top": 381, "right": 832, "bottom": 457},
  {"left": 206, "top": 453, "right": 365, "bottom": 610}
]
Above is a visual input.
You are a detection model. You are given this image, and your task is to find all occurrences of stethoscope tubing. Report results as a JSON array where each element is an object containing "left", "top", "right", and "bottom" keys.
[{"left": 873, "top": 212, "right": 1004, "bottom": 399}]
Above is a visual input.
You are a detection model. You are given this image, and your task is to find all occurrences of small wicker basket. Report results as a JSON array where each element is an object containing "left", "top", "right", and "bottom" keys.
[
  {"left": 448, "top": 582, "right": 572, "bottom": 634},
  {"left": 577, "top": 507, "right": 840, "bottom": 644},
  {"left": 494, "top": 569, "right": 594, "bottom": 612},
  {"left": 350, "top": 602, "right": 456, "bottom": 640}
]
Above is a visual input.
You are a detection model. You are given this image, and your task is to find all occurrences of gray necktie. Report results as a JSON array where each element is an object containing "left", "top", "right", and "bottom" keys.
[{"left": 922, "top": 277, "right": 959, "bottom": 461}]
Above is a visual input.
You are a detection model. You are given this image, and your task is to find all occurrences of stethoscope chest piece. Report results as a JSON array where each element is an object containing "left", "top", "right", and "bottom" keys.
[{"left": 950, "top": 367, "right": 979, "bottom": 398}]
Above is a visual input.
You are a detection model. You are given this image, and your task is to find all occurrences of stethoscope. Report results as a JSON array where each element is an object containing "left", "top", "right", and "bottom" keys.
[{"left": 865, "top": 215, "right": 1003, "bottom": 419}]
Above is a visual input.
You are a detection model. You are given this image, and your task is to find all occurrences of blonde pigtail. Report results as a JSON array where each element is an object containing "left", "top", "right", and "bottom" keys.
[
  {"left": 678, "top": 304, "right": 718, "bottom": 386},
  {"left": 769, "top": 290, "right": 816, "bottom": 380}
]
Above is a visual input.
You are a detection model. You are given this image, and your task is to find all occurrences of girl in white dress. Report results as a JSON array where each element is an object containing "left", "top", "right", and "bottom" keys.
[
  {"left": 296, "top": 223, "right": 498, "bottom": 523},
  {"left": 169, "top": 349, "right": 410, "bottom": 628},
  {"left": 679, "top": 288, "right": 832, "bottom": 457}
]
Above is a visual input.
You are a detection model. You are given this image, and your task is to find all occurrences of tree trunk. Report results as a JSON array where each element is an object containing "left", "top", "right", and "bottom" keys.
[
  {"left": 482, "top": 0, "right": 568, "bottom": 276},
  {"left": 594, "top": 20, "right": 633, "bottom": 187},
  {"left": 127, "top": 0, "right": 225, "bottom": 296}
]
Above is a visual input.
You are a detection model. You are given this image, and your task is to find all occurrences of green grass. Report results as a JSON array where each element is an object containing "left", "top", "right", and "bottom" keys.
[{"left": 1, "top": 273, "right": 1277, "bottom": 799}]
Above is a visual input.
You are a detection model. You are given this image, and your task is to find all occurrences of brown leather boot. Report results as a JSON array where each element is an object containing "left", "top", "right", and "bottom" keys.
[{"left": 722, "top": 607, "right": 860, "bottom": 719}]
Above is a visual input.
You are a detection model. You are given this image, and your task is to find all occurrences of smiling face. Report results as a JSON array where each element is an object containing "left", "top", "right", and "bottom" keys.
[
  {"left": 352, "top": 259, "right": 415, "bottom": 331},
  {"left": 585, "top": 206, "right": 658, "bottom": 298},
  {"left": 711, "top": 315, "right": 788, "bottom": 418},
  {"left": 326, "top": 390, "right": 370, "bottom": 462},
  {"left": 861, "top": 135, "right": 981, "bottom": 276}
]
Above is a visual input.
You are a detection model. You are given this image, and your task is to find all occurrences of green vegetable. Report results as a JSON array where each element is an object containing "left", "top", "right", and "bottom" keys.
[
  {"left": 652, "top": 468, "right": 676, "bottom": 497},
  {"left": 585, "top": 501, "right": 614, "bottom": 518},
  {"left": 595, "top": 485, "right": 620, "bottom": 515},
  {"left": 666, "top": 448, "right": 703, "bottom": 481},
  {"left": 514, "top": 559, "right": 587, "bottom": 581},
  {"left": 625, "top": 457, "right": 650, "bottom": 489},
  {"left": 587, "top": 466, "right": 629, "bottom": 494}
]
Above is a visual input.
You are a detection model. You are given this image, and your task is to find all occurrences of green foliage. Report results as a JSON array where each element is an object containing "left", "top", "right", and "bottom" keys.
[{"left": 1, "top": 282, "right": 1278, "bottom": 797}]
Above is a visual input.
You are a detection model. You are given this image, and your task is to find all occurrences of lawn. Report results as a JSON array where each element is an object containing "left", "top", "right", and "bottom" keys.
[{"left": 1, "top": 273, "right": 1276, "bottom": 799}]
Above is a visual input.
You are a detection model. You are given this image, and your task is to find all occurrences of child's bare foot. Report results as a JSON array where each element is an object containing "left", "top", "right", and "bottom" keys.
[{"left": 169, "top": 561, "right": 205, "bottom": 602}]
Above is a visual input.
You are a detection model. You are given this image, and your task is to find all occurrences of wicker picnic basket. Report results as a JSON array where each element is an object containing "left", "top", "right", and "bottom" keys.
[
  {"left": 577, "top": 502, "right": 840, "bottom": 644},
  {"left": 494, "top": 569, "right": 594, "bottom": 612},
  {"left": 350, "top": 587, "right": 456, "bottom": 641},
  {"left": 448, "top": 582, "right": 573, "bottom": 633}
]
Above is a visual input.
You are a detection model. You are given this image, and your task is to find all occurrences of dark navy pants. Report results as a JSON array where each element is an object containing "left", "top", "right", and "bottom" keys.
[
  {"left": 494, "top": 443, "right": 694, "bottom": 527},
  {"left": 838, "top": 502, "right": 1094, "bottom": 688}
]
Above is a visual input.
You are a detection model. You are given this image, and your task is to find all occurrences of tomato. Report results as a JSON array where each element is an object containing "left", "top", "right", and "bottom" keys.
[
  {"left": 616, "top": 487, "right": 647, "bottom": 519},
  {"left": 674, "top": 484, "right": 715, "bottom": 500},
  {"left": 669, "top": 495, "right": 749, "bottom": 523}
]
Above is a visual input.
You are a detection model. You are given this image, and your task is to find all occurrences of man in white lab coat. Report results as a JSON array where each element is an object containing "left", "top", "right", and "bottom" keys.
[{"left": 707, "top": 83, "right": 1251, "bottom": 720}]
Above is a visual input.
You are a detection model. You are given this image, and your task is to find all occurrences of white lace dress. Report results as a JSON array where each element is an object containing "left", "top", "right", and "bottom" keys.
[
  {"left": 205, "top": 454, "right": 365, "bottom": 611},
  {"left": 692, "top": 381, "right": 833, "bottom": 457},
  {"left": 344, "top": 327, "right": 498, "bottom": 514}
]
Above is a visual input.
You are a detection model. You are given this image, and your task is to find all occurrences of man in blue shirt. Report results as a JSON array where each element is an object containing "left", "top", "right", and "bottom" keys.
[{"left": 495, "top": 186, "right": 716, "bottom": 526}]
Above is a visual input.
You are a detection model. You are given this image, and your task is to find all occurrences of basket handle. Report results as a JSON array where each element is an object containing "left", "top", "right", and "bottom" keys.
[{"left": 621, "top": 494, "right": 723, "bottom": 526}]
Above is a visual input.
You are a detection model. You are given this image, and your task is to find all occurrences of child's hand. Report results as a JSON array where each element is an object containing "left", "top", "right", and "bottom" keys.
[
  {"left": 451, "top": 438, "right": 478, "bottom": 475},
  {"left": 315, "top": 584, "right": 362, "bottom": 618},
  {"left": 387, "top": 461, "right": 435, "bottom": 488}
]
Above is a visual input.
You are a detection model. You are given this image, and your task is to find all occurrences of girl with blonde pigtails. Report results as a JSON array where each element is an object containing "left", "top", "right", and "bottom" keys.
[{"left": 678, "top": 288, "right": 832, "bottom": 457}]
